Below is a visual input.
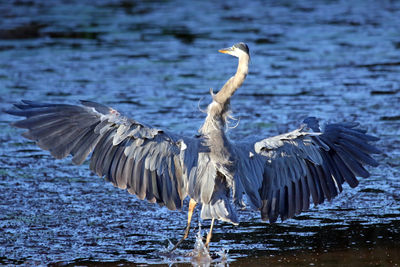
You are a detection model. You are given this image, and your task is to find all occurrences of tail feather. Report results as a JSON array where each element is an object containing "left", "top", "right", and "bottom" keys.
[{"left": 200, "top": 175, "right": 239, "bottom": 225}]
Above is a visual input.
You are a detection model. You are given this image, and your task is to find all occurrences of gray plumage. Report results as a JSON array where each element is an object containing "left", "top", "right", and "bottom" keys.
[{"left": 6, "top": 42, "right": 380, "bottom": 227}]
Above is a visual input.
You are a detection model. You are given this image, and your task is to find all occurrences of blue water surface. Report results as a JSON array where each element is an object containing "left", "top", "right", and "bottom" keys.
[{"left": 0, "top": 0, "right": 399, "bottom": 265}]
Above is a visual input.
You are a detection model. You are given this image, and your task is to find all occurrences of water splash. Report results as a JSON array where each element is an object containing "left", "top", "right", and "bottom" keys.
[
  {"left": 165, "top": 239, "right": 175, "bottom": 252},
  {"left": 158, "top": 239, "right": 191, "bottom": 265},
  {"left": 215, "top": 248, "right": 229, "bottom": 266},
  {"left": 159, "top": 223, "right": 231, "bottom": 266},
  {"left": 188, "top": 223, "right": 212, "bottom": 266}
]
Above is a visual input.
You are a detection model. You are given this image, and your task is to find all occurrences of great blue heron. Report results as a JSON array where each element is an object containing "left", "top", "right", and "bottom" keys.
[{"left": 6, "top": 42, "right": 380, "bottom": 250}]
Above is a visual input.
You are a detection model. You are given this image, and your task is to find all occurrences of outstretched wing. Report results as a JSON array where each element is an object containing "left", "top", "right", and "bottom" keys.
[
  {"left": 233, "top": 117, "right": 380, "bottom": 223},
  {"left": 7, "top": 100, "right": 200, "bottom": 210}
]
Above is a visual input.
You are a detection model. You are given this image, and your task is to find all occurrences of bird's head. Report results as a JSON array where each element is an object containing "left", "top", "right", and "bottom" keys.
[{"left": 219, "top": 42, "right": 250, "bottom": 58}]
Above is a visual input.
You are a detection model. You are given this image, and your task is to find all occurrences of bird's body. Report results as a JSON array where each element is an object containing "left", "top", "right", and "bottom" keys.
[
  {"left": 195, "top": 44, "right": 250, "bottom": 224},
  {"left": 6, "top": 42, "right": 380, "bottom": 249}
]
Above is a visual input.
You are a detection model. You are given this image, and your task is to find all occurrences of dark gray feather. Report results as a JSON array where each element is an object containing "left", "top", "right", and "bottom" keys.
[
  {"left": 234, "top": 117, "right": 379, "bottom": 223},
  {"left": 7, "top": 100, "right": 199, "bottom": 211}
]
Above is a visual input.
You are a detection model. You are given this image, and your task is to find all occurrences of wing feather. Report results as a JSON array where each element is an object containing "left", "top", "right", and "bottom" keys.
[
  {"left": 7, "top": 100, "right": 199, "bottom": 210},
  {"left": 233, "top": 117, "right": 380, "bottom": 223},
  {"left": 294, "top": 180, "right": 302, "bottom": 215}
]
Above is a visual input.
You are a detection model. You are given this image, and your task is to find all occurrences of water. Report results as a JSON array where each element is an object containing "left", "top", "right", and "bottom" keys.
[{"left": 0, "top": 0, "right": 399, "bottom": 265}]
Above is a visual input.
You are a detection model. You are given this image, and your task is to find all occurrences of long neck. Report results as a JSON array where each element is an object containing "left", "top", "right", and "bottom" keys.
[
  {"left": 199, "top": 54, "right": 249, "bottom": 135},
  {"left": 214, "top": 54, "right": 249, "bottom": 105}
]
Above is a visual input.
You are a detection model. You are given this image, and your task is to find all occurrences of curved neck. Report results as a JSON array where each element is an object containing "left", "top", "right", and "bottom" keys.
[
  {"left": 214, "top": 54, "right": 249, "bottom": 105},
  {"left": 199, "top": 53, "right": 250, "bottom": 135}
]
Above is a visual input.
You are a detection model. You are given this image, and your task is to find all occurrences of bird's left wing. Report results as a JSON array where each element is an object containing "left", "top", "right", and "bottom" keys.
[
  {"left": 7, "top": 100, "right": 200, "bottom": 210},
  {"left": 233, "top": 117, "right": 380, "bottom": 223}
]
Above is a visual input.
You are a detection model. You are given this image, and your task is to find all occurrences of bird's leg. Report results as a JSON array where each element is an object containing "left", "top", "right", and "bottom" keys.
[
  {"left": 205, "top": 218, "right": 215, "bottom": 249},
  {"left": 170, "top": 198, "right": 197, "bottom": 252}
]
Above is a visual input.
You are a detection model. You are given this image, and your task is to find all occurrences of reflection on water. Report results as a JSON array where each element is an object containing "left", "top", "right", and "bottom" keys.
[
  {"left": 234, "top": 247, "right": 399, "bottom": 267},
  {"left": 0, "top": 0, "right": 400, "bottom": 265}
]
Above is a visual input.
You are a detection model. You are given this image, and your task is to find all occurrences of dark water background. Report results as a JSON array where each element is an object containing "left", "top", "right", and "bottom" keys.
[{"left": 0, "top": 0, "right": 399, "bottom": 265}]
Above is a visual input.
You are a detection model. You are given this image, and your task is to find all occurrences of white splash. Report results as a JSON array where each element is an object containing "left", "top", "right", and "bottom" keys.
[
  {"left": 160, "top": 222, "right": 231, "bottom": 266},
  {"left": 188, "top": 223, "right": 212, "bottom": 266}
]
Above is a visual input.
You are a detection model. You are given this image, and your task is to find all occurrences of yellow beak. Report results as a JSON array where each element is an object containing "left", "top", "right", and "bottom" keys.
[{"left": 218, "top": 46, "right": 233, "bottom": 54}]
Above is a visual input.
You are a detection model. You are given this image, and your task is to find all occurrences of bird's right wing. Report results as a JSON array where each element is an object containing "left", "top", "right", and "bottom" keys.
[
  {"left": 233, "top": 117, "right": 380, "bottom": 223},
  {"left": 7, "top": 100, "right": 201, "bottom": 210}
]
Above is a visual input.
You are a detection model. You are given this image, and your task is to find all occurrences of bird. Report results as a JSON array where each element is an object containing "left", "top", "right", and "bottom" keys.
[{"left": 6, "top": 42, "right": 380, "bottom": 250}]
